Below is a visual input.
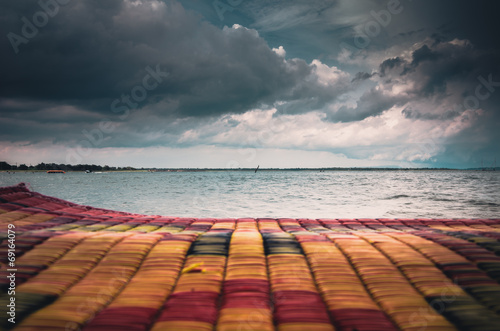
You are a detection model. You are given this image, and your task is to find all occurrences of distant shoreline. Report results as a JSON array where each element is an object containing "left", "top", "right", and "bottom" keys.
[
  {"left": 1, "top": 167, "right": 498, "bottom": 173},
  {"left": 2, "top": 160, "right": 498, "bottom": 173},
  {"left": 142, "top": 167, "right": 498, "bottom": 172}
]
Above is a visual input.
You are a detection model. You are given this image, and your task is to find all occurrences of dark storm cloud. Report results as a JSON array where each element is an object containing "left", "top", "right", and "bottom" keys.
[
  {"left": 401, "top": 107, "right": 459, "bottom": 121},
  {"left": 429, "top": 1, "right": 500, "bottom": 52},
  {"left": 403, "top": 40, "right": 492, "bottom": 97},
  {"left": 397, "top": 28, "right": 424, "bottom": 38},
  {"left": 327, "top": 88, "right": 406, "bottom": 123},
  {"left": 0, "top": 0, "right": 346, "bottom": 128},
  {"left": 379, "top": 57, "right": 404, "bottom": 77},
  {"left": 351, "top": 72, "right": 374, "bottom": 83},
  {"left": 324, "top": 34, "right": 500, "bottom": 125},
  {"left": 406, "top": 39, "right": 499, "bottom": 99},
  {"left": 2, "top": 0, "right": 498, "bottom": 124}
]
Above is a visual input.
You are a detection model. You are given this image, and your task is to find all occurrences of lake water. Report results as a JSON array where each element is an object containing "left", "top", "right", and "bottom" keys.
[{"left": 0, "top": 170, "right": 499, "bottom": 219}]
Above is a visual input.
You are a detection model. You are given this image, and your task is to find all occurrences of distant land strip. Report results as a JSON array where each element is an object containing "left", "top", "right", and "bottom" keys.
[{"left": 1, "top": 161, "right": 498, "bottom": 172}]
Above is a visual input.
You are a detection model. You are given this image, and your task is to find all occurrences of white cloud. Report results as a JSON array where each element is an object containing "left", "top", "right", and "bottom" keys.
[
  {"left": 272, "top": 46, "right": 286, "bottom": 57},
  {"left": 310, "top": 59, "right": 350, "bottom": 87},
  {"left": 165, "top": 106, "right": 450, "bottom": 165}
]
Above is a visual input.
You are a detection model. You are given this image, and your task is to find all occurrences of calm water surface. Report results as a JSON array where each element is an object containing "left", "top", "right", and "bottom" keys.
[{"left": 0, "top": 171, "right": 498, "bottom": 218}]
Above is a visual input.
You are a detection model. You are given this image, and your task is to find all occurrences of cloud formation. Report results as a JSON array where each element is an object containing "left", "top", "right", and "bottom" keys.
[
  {"left": 1, "top": 1, "right": 351, "bottom": 131},
  {"left": 1, "top": 0, "right": 499, "bottom": 168}
]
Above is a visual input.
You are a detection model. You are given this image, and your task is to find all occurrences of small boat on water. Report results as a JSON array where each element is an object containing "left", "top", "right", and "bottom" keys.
[{"left": 47, "top": 170, "right": 65, "bottom": 174}]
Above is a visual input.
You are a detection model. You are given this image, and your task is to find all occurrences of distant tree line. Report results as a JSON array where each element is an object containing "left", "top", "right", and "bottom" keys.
[{"left": 0, "top": 161, "right": 136, "bottom": 171}]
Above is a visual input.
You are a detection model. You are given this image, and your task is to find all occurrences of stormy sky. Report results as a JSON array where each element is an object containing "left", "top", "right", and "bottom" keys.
[{"left": 1, "top": 0, "right": 499, "bottom": 168}]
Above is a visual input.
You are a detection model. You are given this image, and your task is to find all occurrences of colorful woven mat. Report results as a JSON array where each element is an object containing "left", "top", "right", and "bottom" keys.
[{"left": 1, "top": 183, "right": 499, "bottom": 331}]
